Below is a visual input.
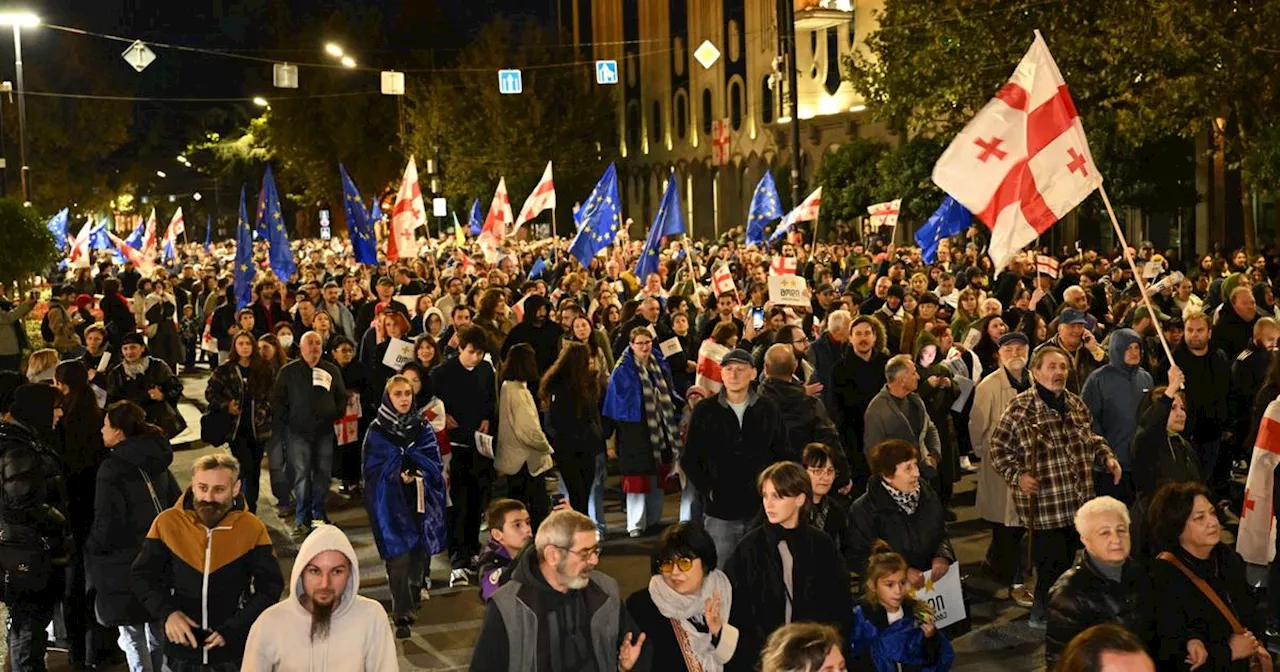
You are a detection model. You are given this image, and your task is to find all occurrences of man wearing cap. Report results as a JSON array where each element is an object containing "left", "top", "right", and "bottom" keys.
[
  {"left": 1081, "top": 328, "right": 1154, "bottom": 502},
  {"left": 105, "top": 332, "right": 187, "bottom": 438},
  {"left": 682, "top": 347, "right": 788, "bottom": 567},
  {"left": 1034, "top": 308, "right": 1106, "bottom": 395},
  {"left": 355, "top": 276, "right": 396, "bottom": 340}
]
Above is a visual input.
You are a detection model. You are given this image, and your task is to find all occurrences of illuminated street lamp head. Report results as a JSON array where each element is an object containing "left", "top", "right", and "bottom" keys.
[
  {"left": 0, "top": 12, "right": 40, "bottom": 27},
  {"left": 156, "top": 170, "right": 167, "bottom": 178},
  {"left": 176, "top": 155, "right": 187, "bottom": 163},
  {"left": 252, "top": 96, "right": 269, "bottom": 107},
  {"left": 340, "top": 55, "right": 356, "bottom": 68},
  {"left": 325, "top": 43, "right": 343, "bottom": 58}
]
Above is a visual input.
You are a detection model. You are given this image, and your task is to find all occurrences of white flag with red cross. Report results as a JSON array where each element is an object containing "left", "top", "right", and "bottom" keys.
[
  {"left": 1238, "top": 398, "right": 1280, "bottom": 564},
  {"left": 932, "top": 31, "right": 1100, "bottom": 272},
  {"left": 478, "top": 178, "right": 513, "bottom": 263},
  {"left": 1035, "top": 255, "right": 1060, "bottom": 278},
  {"left": 867, "top": 199, "right": 901, "bottom": 228},
  {"left": 711, "top": 264, "right": 736, "bottom": 296},
  {"left": 513, "top": 161, "right": 555, "bottom": 233},
  {"left": 108, "top": 232, "right": 156, "bottom": 276},
  {"left": 141, "top": 208, "right": 158, "bottom": 256},
  {"left": 695, "top": 338, "right": 731, "bottom": 395},
  {"left": 66, "top": 219, "right": 94, "bottom": 268},
  {"left": 388, "top": 156, "right": 426, "bottom": 261},
  {"left": 774, "top": 186, "right": 822, "bottom": 241},
  {"left": 770, "top": 256, "right": 797, "bottom": 276}
]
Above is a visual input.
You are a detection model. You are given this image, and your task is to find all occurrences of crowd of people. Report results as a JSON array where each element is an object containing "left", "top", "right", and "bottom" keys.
[{"left": 0, "top": 223, "right": 1277, "bottom": 671}]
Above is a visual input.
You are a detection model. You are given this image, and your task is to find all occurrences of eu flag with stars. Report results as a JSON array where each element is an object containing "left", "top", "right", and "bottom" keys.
[
  {"left": 259, "top": 166, "right": 296, "bottom": 281},
  {"left": 528, "top": 256, "right": 546, "bottom": 281},
  {"left": 46, "top": 209, "right": 69, "bottom": 251},
  {"left": 234, "top": 186, "right": 256, "bottom": 310},
  {"left": 204, "top": 214, "right": 212, "bottom": 253},
  {"left": 635, "top": 171, "right": 684, "bottom": 280},
  {"left": 569, "top": 163, "right": 622, "bottom": 266},
  {"left": 340, "top": 163, "right": 378, "bottom": 265},
  {"left": 745, "top": 172, "right": 782, "bottom": 246},
  {"left": 468, "top": 198, "right": 483, "bottom": 236},
  {"left": 914, "top": 195, "right": 971, "bottom": 265},
  {"left": 124, "top": 218, "right": 145, "bottom": 249}
]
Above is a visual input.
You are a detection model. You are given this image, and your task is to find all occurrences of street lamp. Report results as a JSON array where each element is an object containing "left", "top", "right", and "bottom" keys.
[
  {"left": 0, "top": 11, "right": 40, "bottom": 203},
  {"left": 156, "top": 170, "right": 167, "bottom": 178},
  {"left": 324, "top": 43, "right": 343, "bottom": 58},
  {"left": 252, "top": 96, "right": 269, "bottom": 108},
  {"left": 340, "top": 55, "right": 356, "bottom": 68}
]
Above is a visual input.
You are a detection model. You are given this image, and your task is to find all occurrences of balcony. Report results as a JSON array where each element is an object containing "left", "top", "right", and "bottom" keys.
[{"left": 795, "top": 0, "right": 853, "bottom": 31}]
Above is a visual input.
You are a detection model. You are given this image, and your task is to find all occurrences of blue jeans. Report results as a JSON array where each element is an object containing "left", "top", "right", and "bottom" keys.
[
  {"left": 288, "top": 431, "right": 335, "bottom": 526},
  {"left": 703, "top": 515, "right": 750, "bottom": 570},
  {"left": 267, "top": 428, "right": 295, "bottom": 507},
  {"left": 117, "top": 622, "right": 163, "bottom": 672},
  {"left": 8, "top": 599, "right": 55, "bottom": 672},
  {"left": 588, "top": 452, "right": 608, "bottom": 534}
]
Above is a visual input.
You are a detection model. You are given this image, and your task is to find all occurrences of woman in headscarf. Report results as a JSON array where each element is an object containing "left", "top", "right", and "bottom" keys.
[{"left": 362, "top": 374, "right": 446, "bottom": 640}]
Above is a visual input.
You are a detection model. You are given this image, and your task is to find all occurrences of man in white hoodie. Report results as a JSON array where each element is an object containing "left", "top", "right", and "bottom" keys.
[{"left": 242, "top": 525, "right": 398, "bottom": 671}]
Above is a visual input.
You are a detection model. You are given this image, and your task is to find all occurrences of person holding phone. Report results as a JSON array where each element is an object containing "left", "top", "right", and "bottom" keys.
[{"left": 0, "top": 285, "right": 36, "bottom": 371}]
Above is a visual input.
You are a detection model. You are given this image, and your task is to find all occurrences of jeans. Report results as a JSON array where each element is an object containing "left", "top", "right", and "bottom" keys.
[
  {"left": 588, "top": 452, "right": 608, "bottom": 534},
  {"left": 386, "top": 550, "right": 426, "bottom": 621},
  {"left": 288, "top": 431, "right": 335, "bottom": 526},
  {"left": 267, "top": 428, "right": 294, "bottom": 507},
  {"left": 8, "top": 600, "right": 56, "bottom": 672},
  {"left": 118, "top": 622, "right": 164, "bottom": 672},
  {"left": 1030, "top": 526, "right": 1079, "bottom": 620},
  {"left": 229, "top": 432, "right": 263, "bottom": 514},
  {"left": 703, "top": 516, "right": 750, "bottom": 570},
  {"left": 625, "top": 475, "right": 664, "bottom": 533}
]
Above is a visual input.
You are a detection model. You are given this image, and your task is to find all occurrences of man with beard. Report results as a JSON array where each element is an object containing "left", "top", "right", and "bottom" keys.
[
  {"left": 1169, "top": 310, "right": 1231, "bottom": 492},
  {"left": 242, "top": 525, "right": 396, "bottom": 671},
  {"left": 250, "top": 280, "right": 289, "bottom": 338},
  {"left": 501, "top": 294, "right": 564, "bottom": 375},
  {"left": 471, "top": 510, "right": 650, "bottom": 672},
  {"left": 132, "top": 453, "right": 284, "bottom": 672},
  {"left": 831, "top": 316, "right": 890, "bottom": 497}
]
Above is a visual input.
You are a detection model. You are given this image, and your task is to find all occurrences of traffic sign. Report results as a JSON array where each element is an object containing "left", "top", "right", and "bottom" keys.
[
  {"left": 595, "top": 60, "right": 619, "bottom": 85},
  {"left": 694, "top": 40, "right": 721, "bottom": 69},
  {"left": 121, "top": 40, "right": 156, "bottom": 73},
  {"left": 273, "top": 63, "right": 298, "bottom": 89},
  {"left": 381, "top": 71, "right": 405, "bottom": 96},
  {"left": 498, "top": 69, "right": 523, "bottom": 95}
]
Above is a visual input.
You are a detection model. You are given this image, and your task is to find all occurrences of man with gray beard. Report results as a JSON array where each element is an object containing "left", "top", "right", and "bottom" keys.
[{"left": 242, "top": 525, "right": 396, "bottom": 671}]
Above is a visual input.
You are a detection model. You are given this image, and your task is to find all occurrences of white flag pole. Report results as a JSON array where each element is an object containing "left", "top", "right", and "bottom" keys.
[{"left": 1098, "top": 183, "right": 1176, "bottom": 373}]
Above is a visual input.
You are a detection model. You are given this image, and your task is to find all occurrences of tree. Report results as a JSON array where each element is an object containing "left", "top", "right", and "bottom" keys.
[
  {"left": 0, "top": 200, "right": 59, "bottom": 289},
  {"left": 812, "top": 137, "right": 889, "bottom": 233}
]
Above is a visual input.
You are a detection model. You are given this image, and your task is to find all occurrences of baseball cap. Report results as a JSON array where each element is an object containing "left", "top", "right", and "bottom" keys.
[
  {"left": 1059, "top": 308, "right": 1090, "bottom": 325},
  {"left": 719, "top": 349, "right": 755, "bottom": 367},
  {"left": 887, "top": 284, "right": 906, "bottom": 300},
  {"left": 997, "top": 332, "right": 1029, "bottom": 348}
]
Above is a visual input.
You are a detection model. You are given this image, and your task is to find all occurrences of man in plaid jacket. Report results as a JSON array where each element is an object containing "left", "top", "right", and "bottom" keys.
[{"left": 988, "top": 344, "right": 1122, "bottom": 630}]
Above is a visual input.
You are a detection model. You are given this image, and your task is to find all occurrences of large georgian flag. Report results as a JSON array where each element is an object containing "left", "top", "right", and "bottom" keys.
[
  {"left": 932, "top": 31, "right": 1100, "bottom": 272},
  {"left": 478, "top": 178, "right": 513, "bottom": 263},
  {"left": 512, "top": 161, "right": 555, "bottom": 234},
  {"left": 1238, "top": 398, "right": 1280, "bottom": 564},
  {"left": 388, "top": 157, "right": 426, "bottom": 261}
]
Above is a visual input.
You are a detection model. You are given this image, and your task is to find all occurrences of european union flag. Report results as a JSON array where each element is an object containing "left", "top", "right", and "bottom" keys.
[
  {"left": 468, "top": 198, "right": 483, "bottom": 236},
  {"left": 635, "top": 171, "right": 684, "bottom": 280},
  {"left": 259, "top": 166, "right": 296, "bottom": 281},
  {"left": 46, "top": 209, "right": 69, "bottom": 251},
  {"left": 915, "top": 195, "right": 971, "bottom": 265},
  {"left": 124, "top": 218, "right": 145, "bottom": 249},
  {"left": 568, "top": 163, "right": 622, "bottom": 266},
  {"left": 88, "top": 219, "right": 111, "bottom": 250},
  {"left": 745, "top": 172, "right": 782, "bottom": 246},
  {"left": 204, "top": 214, "right": 212, "bottom": 253},
  {"left": 234, "top": 186, "right": 256, "bottom": 309},
  {"left": 528, "top": 256, "right": 546, "bottom": 281},
  {"left": 339, "top": 163, "right": 378, "bottom": 266}
]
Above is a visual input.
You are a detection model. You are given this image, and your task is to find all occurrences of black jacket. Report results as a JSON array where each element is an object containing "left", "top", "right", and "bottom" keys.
[
  {"left": 105, "top": 358, "right": 186, "bottom": 439},
  {"left": 270, "top": 357, "right": 347, "bottom": 441},
  {"left": 810, "top": 333, "right": 848, "bottom": 421},
  {"left": 831, "top": 349, "right": 889, "bottom": 479},
  {"left": 430, "top": 357, "right": 497, "bottom": 462},
  {"left": 1151, "top": 545, "right": 1261, "bottom": 672},
  {"left": 502, "top": 295, "right": 565, "bottom": 375},
  {"left": 626, "top": 587, "right": 739, "bottom": 671},
  {"left": 545, "top": 379, "right": 604, "bottom": 457},
  {"left": 1170, "top": 344, "right": 1231, "bottom": 443},
  {"left": 847, "top": 478, "right": 955, "bottom": 576},
  {"left": 723, "top": 523, "right": 851, "bottom": 672},
  {"left": 1131, "top": 395, "right": 1203, "bottom": 499},
  {"left": 1045, "top": 553, "right": 1155, "bottom": 668},
  {"left": 0, "top": 416, "right": 71, "bottom": 601},
  {"left": 86, "top": 432, "right": 181, "bottom": 627},
  {"left": 1229, "top": 346, "right": 1271, "bottom": 446},
  {"left": 1211, "top": 304, "right": 1257, "bottom": 361},
  {"left": 757, "top": 376, "right": 848, "bottom": 489},
  {"left": 681, "top": 391, "right": 788, "bottom": 521},
  {"left": 249, "top": 300, "right": 290, "bottom": 338}
]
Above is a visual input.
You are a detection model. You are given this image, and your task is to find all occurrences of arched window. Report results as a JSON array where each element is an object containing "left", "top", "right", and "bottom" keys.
[
  {"left": 824, "top": 28, "right": 842, "bottom": 95},
  {"left": 673, "top": 37, "right": 685, "bottom": 76},
  {"left": 728, "top": 20, "right": 741, "bottom": 62},
  {"left": 761, "top": 75, "right": 775, "bottom": 124},
  {"left": 626, "top": 101, "right": 641, "bottom": 153},
  {"left": 675, "top": 91, "right": 688, "bottom": 139},
  {"left": 702, "top": 88, "right": 713, "bottom": 136},
  {"left": 730, "top": 80, "right": 744, "bottom": 131},
  {"left": 651, "top": 101, "right": 662, "bottom": 145}
]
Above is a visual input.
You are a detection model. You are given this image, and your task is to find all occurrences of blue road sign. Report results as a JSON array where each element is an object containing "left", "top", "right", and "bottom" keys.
[
  {"left": 595, "top": 60, "right": 619, "bottom": 85},
  {"left": 498, "top": 69, "right": 523, "bottom": 95}
]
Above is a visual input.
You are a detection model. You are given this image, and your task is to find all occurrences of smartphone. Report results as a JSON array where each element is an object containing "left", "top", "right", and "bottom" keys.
[
  {"left": 550, "top": 492, "right": 567, "bottom": 508},
  {"left": 751, "top": 308, "right": 765, "bottom": 330},
  {"left": 189, "top": 626, "right": 213, "bottom": 647}
]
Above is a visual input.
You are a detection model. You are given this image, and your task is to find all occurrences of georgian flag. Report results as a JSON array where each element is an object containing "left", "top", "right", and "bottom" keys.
[
  {"left": 771, "top": 186, "right": 822, "bottom": 242},
  {"left": 513, "top": 161, "right": 555, "bottom": 233},
  {"left": 388, "top": 156, "right": 426, "bottom": 261},
  {"left": 66, "top": 218, "right": 95, "bottom": 267},
  {"left": 108, "top": 232, "right": 156, "bottom": 276},
  {"left": 162, "top": 207, "right": 185, "bottom": 260},
  {"left": 1238, "top": 398, "right": 1280, "bottom": 564},
  {"left": 932, "top": 31, "right": 1099, "bottom": 272},
  {"left": 694, "top": 339, "right": 731, "bottom": 395},
  {"left": 478, "top": 178, "right": 513, "bottom": 263},
  {"left": 140, "top": 208, "right": 159, "bottom": 257},
  {"left": 770, "top": 255, "right": 797, "bottom": 276},
  {"left": 868, "top": 199, "right": 901, "bottom": 228},
  {"left": 711, "top": 264, "right": 736, "bottom": 296}
]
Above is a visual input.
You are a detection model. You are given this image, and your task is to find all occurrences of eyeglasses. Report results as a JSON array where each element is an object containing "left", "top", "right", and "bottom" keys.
[
  {"left": 631, "top": 340, "right": 653, "bottom": 348},
  {"left": 659, "top": 557, "right": 696, "bottom": 574},
  {"left": 556, "top": 545, "right": 601, "bottom": 560},
  {"left": 806, "top": 467, "right": 836, "bottom": 478}
]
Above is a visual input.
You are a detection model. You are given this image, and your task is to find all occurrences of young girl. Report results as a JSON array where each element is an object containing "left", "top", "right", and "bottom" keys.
[{"left": 848, "top": 541, "right": 954, "bottom": 672}]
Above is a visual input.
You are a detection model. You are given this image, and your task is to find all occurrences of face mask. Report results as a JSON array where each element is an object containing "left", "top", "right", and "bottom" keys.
[{"left": 279, "top": 335, "right": 294, "bottom": 349}]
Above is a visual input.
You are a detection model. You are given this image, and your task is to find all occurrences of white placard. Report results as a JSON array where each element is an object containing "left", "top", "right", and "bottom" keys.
[
  {"left": 393, "top": 295, "right": 420, "bottom": 316},
  {"left": 311, "top": 367, "right": 332, "bottom": 391},
  {"left": 645, "top": 324, "right": 658, "bottom": 340},
  {"left": 912, "top": 566, "right": 967, "bottom": 629},
  {"left": 475, "top": 431, "right": 495, "bottom": 459},
  {"left": 382, "top": 337, "right": 415, "bottom": 371},
  {"left": 768, "top": 275, "right": 810, "bottom": 307},
  {"left": 658, "top": 337, "right": 683, "bottom": 358},
  {"left": 96, "top": 351, "right": 111, "bottom": 372},
  {"left": 1142, "top": 259, "right": 1163, "bottom": 279}
]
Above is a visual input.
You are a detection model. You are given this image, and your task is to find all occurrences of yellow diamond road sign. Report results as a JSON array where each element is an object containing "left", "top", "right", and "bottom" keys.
[{"left": 694, "top": 40, "right": 721, "bottom": 69}]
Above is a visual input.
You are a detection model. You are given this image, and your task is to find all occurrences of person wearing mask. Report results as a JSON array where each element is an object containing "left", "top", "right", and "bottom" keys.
[
  {"left": 604, "top": 327, "right": 683, "bottom": 538},
  {"left": 271, "top": 331, "right": 348, "bottom": 541},
  {"left": 1172, "top": 310, "right": 1232, "bottom": 492},
  {"left": 273, "top": 322, "right": 299, "bottom": 361},
  {"left": 478, "top": 499, "right": 533, "bottom": 603},
  {"left": 241, "top": 525, "right": 397, "bottom": 671},
  {"left": 681, "top": 347, "right": 787, "bottom": 564},
  {"left": 430, "top": 325, "right": 497, "bottom": 587},
  {"left": 1080, "top": 328, "right": 1154, "bottom": 503},
  {"left": 540, "top": 342, "right": 606, "bottom": 515},
  {"left": 206, "top": 332, "right": 274, "bottom": 514},
  {"left": 722, "top": 462, "right": 850, "bottom": 671},
  {"left": 0, "top": 384, "right": 72, "bottom": 671},
  {"left": 362, "top": 374, "right": 446, "bottom": 638},
  {"left": 1044, "top": 497, "right": 1155, "bottom": 668},
  {"left": 988, "top": 346, "right": 1122, "bottom": 629},
  {"left": 130, "top": 453, "right": 285, "bottom": 672},
  {"left": 831, "top": 316, "right": 890, "bottom": 497},
  {"left": 470, "top": 510, "right": 651, "bottom": 672},
  {"left": 105, "top": 333, "right": 186, "bottom": 438},
  {"left": 495, "top": 344, "right": 556, "bottom": 527},
  {"left": 88, "top": 400, "right": 181, "bottom": 672},
  {"left": 625, "top": 522, "right": 741, "bottom": 671},
  {"left": 1034, "top": 308, "right": 1107, "bottom": 395}
]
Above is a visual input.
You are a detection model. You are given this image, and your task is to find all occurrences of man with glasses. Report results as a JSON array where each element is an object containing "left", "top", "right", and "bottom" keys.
[{"left": 472, "top": 510, "right": 650, "bottom": 672}]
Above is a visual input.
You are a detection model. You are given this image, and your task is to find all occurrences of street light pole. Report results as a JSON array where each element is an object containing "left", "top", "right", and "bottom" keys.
[
  {"left": 777, "top": 0, "right": 803, "bottom": 210},
  {"left": 12, "top": 25, "right": 28, "bottom": 203}
]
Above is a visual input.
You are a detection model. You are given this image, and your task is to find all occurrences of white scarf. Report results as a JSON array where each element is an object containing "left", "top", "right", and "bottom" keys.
[
  {"left": 648, "top": 569, "right": 733, "bottom": 672},
  {"left": 122, "top": 356, "right": 151, "bottom": 379}
]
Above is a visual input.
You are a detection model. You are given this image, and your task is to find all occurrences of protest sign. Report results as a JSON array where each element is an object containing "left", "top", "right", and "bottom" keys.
[
  {"left": 768, "top": 275, "right": 810, "bottom": 307},
  {"left": 913, "top": 566, "right": 967, "bottom": 629},
  {"left": 382, "top": 337, "right": 415, "bottom": 370}
]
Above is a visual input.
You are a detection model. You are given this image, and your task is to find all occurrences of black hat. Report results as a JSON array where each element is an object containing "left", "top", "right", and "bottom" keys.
[
  {"left": 997, "top": 332, "right": 1029, "bottom": 348},
  {"left": 887, "top": 284, "right": 906, "bottom": 300},
  {"left": 719, "top": 348, "right": 755, "bottom": 367},
  {"left": 121, "top": 332, "right": 146, "bottom": 348}
]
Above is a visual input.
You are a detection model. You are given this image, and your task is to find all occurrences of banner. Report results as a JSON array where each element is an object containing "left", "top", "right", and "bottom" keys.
[
  {"left": 768, "top": 275, "right": 810, "bottom": 307},
  {"left": 912, "top": 566, "right": 967, "bottom": 629},
  {"left": 381, "top": 337, "right": 415, "bottom": 371}
]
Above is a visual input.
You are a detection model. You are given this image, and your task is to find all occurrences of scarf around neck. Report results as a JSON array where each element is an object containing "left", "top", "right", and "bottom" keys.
[
  {"left": 648, "top": 569, "right": 734, "bottom": 672},
  {"left": 636, "top": 354, "right": 680, "bottom": 464},
  {"left": 371, "top": 390, "right": 424, "bottom": 445},
  {"left": 122, "top": 356, "right": 151, "bottom": 379},
  {"left": 881, "top": 478, "right": 920, "bottom": 515}
]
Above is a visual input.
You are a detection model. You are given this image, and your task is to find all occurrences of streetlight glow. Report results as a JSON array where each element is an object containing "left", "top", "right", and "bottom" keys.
[
  {"left": 0, "top": 13, "right": 40, "bottom": 27},
  {"left": 252, "top": 96, "right": 269, "bottom": 107},
  {"left": 325, "top": 43, "right": 343, "bottom": 58},
  {"left": 340, "top": 56, "right": 356, "bottom": 68},
  {"left": 176, "top": 155, "right": 187, "bottom": 163},
  {"left": 156, "top": 170, "right": 167, "bottom": 178}
]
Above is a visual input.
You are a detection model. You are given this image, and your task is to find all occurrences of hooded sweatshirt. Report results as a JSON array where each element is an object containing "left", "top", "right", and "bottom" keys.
[
  {"left": 1080, "top": 328, "right": 1153, "bottom": 467},
  {"left": 242, "top": 525, "right": 397, "bottom": 672}
]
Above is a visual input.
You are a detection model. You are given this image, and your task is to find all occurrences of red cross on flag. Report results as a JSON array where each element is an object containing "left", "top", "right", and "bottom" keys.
[
  {"left": 712, "top": 119, "right": 730, "bottom": 167},
  {"left": 108, "top": 231, "right": 156, "bottom": 276},
  {"left": 1035, "top": 255, "right": 1060, "bottom": 278},
  {"left": 66, "top": 219, "right": 94, "bottom": 268},
  {"left": 770, "top": 255, "right": 797, "bottom": 276},
  {"left": 388, "top": 156, "right": 426, "bottom": 261},
  {"left": 478, "top": 177, "right": 513, "bottom": 263},
  {"left": 141, "top": 208, "right": 158, "bottom": 256},
  {"left": 932, "top": 31, "right": 1100, "bottom": 272},
  {"left": 1238, "top": 397, "right": 1280, "bottom": 564},
  {"left": 695, "top": 339, "right": 731, "bottom": 394},
  {"left": 513, "top": 161, "right": 555, "bottom": 234},
  {"left": 867, "top": 199, "right": 901, "bottom": 228},
  {"left": 163, "top": 207, "right": 185, "bottom": 248},
  {"left": 711, "top": 264, "right": 736, "bottom": 296}
]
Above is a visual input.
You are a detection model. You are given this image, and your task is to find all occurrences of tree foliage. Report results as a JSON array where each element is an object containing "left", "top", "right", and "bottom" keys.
[{"left": 0, "top": 200, "right": 59, "bottom": 288}]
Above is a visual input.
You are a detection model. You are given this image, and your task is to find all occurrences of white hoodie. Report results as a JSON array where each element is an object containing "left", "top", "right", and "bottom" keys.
[{"left": 242, "top": 525, "right": 398, "bottom": 671}]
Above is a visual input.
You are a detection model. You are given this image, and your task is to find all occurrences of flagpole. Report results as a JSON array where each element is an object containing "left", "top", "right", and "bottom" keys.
[
  {"left": 552, "top": 205, "right": 560, "bottom": 268},
  {"left": 1098, "top": 183, "right": 1176, "bottom": 369}
]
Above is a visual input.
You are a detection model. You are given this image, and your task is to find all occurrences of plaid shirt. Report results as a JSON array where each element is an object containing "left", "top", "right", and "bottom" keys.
[{"left": 988, "top": 387, "right": 1115, "bottom": 531}]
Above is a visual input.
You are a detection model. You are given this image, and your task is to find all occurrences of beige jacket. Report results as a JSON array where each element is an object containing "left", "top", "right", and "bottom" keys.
[
  {"left": 495, "top": 380, "right": 554, "bottom": 477},
  {"left": 969, "top": 367, "right": 1024, "bottom": 527}
]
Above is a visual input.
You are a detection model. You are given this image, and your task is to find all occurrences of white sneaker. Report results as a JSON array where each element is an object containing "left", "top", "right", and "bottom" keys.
[
  {"left": 449, "top": 568, "right": 470, "bottom": 588},
  {"left": 960, "top": 456, "right": 977, "bottom": 473}
]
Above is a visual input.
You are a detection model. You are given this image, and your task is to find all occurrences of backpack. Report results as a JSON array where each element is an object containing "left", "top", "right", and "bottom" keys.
[{"left": 39, "top": 312, "right": 54, "bottom": 343}]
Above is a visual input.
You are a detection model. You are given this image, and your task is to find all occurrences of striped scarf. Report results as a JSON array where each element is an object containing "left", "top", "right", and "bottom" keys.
[{"left": 637, "top": 354, "right": 680, "bottom": 465}]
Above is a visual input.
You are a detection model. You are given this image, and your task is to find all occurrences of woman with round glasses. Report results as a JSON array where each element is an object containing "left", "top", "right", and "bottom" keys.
[{"left": 625, "top": 522, "right": 740, "bottom": 670}]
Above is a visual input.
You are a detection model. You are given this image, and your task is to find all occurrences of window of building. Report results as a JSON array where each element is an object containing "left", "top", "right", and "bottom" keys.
[
  {"left": 675, "top": 90, "right": 688, "bottom": 140},
  {"left": 761, "top": 75, "right": 775, "bottom": 124},
  {"left": 626, "top": 101, "right": 641, "bottom": 153},
  {"left": 702, "top": 88, "right": 713, "bottom": 136},
  {"left": 651, "top": 101, "right": 662, "bottom": 146},
  {"left": 730, "top": 80, "right": 744, "bottom": 131},
  {"left": 824, "top": 28, "right": 842, "bottom": 95},
  {"left": 673, "top": 37, "right": 685, "bottom": 76},
  {"left": 728, "top": 20, "right": 741, "bottom": 63}
]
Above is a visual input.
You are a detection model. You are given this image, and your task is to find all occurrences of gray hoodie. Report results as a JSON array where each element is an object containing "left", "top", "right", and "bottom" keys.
[{"left": 1081, "top": 328, "right": 1153, "bottom": 467}]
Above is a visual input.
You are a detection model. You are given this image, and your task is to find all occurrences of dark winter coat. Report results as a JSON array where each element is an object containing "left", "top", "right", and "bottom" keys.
[
  {"left": 681, "top": 390, "right": 788, "bottom": 522},
  {"left": 831, "top": 349, "right": 890, "bottom": 479},
  {"left": 848, "top": 478, "right": 954, "bottom": 576},
  {"left": 757, "top": 376, "right": 848, "bottom": 488},
  {"left": 1045, "top": 553, "right": 1155, "bottom": 668},
  {"left": 1151, "top": 545, "right": 1260, "bottom": 672},
  {"left": 1210, "top": 303, "right": 1258, "bottom": 361},
  {"left": 105, "top": 358, "right": 186, "bottom": 438},
  {"left": 270, "top": 357, "right": 347, "bottom": 441},
  {"left": 501, "top": 295, "right": 565, "bottom": 375},
  {"left": 1171, "top": 344, "right": 1231, "bottom": 444},
  {"left": 206, "top": 360, "right": 273, "bottom": 441},
  {"left": 0, "top": 408, "right": 71, "bottom": 602}
]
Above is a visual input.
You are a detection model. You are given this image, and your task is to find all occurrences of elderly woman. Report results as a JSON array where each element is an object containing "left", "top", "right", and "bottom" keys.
[
  {"left": 625, "top": 523, "right": 739, "bottom": 671},
  {"left": 1044, "top": 496, "right": 1154, "bottom": 668},
  {"left": 847, "top": 439, "right": 954, "bottom": 586},
  {"left": 1149, "top": 482, "right": 1269, "bottom": 672}
]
